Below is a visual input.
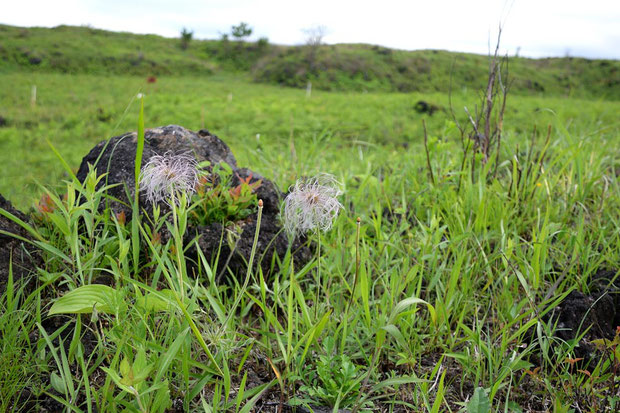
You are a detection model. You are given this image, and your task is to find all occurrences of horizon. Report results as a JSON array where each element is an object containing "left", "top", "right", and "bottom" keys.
[
  {"left": 3, "top": 0, "right": 620, "bottom": 60},
  {"left": 3, "top": 21, "right": 618, "bottom": 62}
]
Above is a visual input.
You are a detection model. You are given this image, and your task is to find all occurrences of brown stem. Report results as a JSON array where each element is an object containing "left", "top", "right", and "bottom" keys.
[{"left": 422, "top": 119, "right": 436, "bottom": 185}]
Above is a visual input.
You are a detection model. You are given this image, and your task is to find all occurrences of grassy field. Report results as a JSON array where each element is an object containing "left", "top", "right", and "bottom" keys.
[
  {"left": 1, "top": 72, "right": 618, "bottom": 209},
  {"left": 1, "top": 30, "right": 620, "bottom": 412}
]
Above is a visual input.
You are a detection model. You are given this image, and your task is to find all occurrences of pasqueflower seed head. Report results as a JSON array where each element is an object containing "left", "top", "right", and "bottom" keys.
[
  {"left": 283, "top": 173, "right": 343, "bottom": 236},
  {"left": 139, "top": 151, "right": 199, "bottom": 206}
]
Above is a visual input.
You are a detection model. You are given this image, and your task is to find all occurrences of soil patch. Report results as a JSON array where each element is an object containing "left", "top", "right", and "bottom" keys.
[{"left": 0, "top": 194, "right": 40, "bottom": 294}]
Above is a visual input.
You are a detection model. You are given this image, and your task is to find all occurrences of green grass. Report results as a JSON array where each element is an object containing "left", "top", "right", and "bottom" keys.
[
  {"left": 1, "top": 71, "right": 618, "bottom": 209},
  {"left": 1, "top": 60, "right": 619, "bottom": 411}
]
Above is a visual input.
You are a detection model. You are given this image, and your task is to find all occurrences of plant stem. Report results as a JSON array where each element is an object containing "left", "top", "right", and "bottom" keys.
[
  {"left": 170, "top": 190, "right": 185, "bottom": 303},
  {"left": 315, "top": 230, "right": 322, "bottom": 320},
  {"left": 344, "top": 217, "right": 361, "bottom": 318},
  {"left": 218, "top": 199, "right": 263, "bottom": 336},
  {"left": 423, "top": 119, "right": 435, "bottom": 185}
]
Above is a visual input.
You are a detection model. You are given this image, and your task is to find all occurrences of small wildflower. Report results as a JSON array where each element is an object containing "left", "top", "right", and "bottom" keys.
[
  {"left": 139, "top": 152, "right": 199, "bottom": 206},
  {"left": 283, "top": 173, "right": 343, "bottom": 236},
  {"left": 37, "top": 193, "right": 55, "bottom": 214}
]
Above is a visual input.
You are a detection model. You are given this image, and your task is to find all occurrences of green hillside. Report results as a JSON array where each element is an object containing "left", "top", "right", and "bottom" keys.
[{"left": 0, "top": 23, "right": 618, "bottom": 98}]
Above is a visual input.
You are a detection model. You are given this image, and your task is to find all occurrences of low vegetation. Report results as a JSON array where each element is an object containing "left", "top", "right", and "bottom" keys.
[{"left": 0, "top": 24, "right": 619, "bottom": 412}]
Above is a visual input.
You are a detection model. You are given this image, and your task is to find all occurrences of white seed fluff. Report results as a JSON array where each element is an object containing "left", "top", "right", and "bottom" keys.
[
  {"left": 139, "top": 151, "right": 199, "bottom": 206},
  {"left": 283, "top": 173, "right": 343, "bottom": 236}
]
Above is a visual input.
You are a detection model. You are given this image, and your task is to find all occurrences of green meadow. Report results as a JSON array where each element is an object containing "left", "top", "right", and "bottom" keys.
[{"left": 1, "top": 24, "right": 620, "bottom": 412}]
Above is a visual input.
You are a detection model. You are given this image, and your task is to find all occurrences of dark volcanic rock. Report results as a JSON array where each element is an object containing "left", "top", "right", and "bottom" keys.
[
  {"left": 414, "top": 100, "right": 440, "bottom": 115},
  {"left": 543, "top": 269, "right": 620, "bottom": 360},
  {"left": 187, "top": 215, "right": 312, "bottom": 283},
  {"left": 0, "top": 194, "right": 40, "bottom": 293},
  {"left": 76, "top": 125, "right": 239, "bottom": 218},
  {"left": 76, "top": 125, "right": 310, "bottom": 280}
]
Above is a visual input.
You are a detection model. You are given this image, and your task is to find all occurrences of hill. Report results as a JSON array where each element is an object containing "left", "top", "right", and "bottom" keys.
[{"left": 0, "top": 24, "right": 618, "bottom": 99}]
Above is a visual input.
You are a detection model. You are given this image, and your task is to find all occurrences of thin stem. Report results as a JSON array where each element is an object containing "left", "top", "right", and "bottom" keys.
[
  {"left": 170, "top": 190, "right": 185, "bottom": 303},
  {"left": 340, "top": 217, "right": 361, "bottom": 354},
  {"left": 351, "top": 344, "right": 381, "bottom": 413},
  {"left": 315, "top": 230, "right": 322, "bottom": 320},
  {"left": 344, "top": 218, "right": 361, "bottom": 318},
  {"left": 422, "top": 119, "right": 436, "bottom": 185},
  {"left": 218, "top": 199, "right": 263, "bottom": 336}
]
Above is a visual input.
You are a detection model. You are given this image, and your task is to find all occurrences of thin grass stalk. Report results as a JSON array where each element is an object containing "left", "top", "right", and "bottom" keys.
[
  {"left": 314, "top": 230, "right": 321, "bottom": 320},
  {"left": 340, "top": 217, "right": 361, "bottom": 354},
  {"left": 422, "top": 119, "right": 435, "bottom": 185},
  {"left": 169, "top": 190, "right": 187, "bottom": 302},
  {"left": 344, "top": 217, "right": 361, "bottom": 318},
  {"left": 217, "top": 199, "right": 263, "bottom": 336},
  {"left": 132, "top": 95, "right": 145, "bottom": 277},
  {"left": 492, "top": 61, "right": 508, "bottom": 179}
]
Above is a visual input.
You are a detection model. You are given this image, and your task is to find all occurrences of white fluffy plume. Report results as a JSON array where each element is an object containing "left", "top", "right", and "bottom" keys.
[
  {"left": 283, "top": 173, "right": 343, "bottom": 236},
  {"left": 139, "top": 151, "right": 199, "bottom": 206}
]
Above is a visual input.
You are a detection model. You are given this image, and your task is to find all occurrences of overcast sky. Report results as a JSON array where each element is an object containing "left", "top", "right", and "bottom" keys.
[{"left": 3, "top": 0, "right": 620, "bottom": 59}]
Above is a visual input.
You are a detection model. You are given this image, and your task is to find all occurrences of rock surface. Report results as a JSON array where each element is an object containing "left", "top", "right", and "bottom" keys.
[
  {"left": 76, "top": 125, "right": 239, "bottom": 218},
  {"left": 76, "top": 125, "right": 310, "bottom": 280},
  {"left": 543, "top": 269, "right": 619, "bottom": 359},
  {"left": 0, "top": 194, "right": 40, "bottom": 293}
]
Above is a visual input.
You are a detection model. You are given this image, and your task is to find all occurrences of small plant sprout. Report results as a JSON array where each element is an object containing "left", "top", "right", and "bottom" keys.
[
  {"left": 139, "top": 152, "right": 199, "bottom": 206},
  {"left": 283, "top": 173, "right": 343, "bottom": 237}
]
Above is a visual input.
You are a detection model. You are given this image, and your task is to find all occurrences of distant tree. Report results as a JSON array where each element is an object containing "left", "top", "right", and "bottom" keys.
[
  {"left": 213, "top": 24, "right": 268, "bottom": 69},
  {"left": 220, "top": 33, "right": 230, "bottom": 47},
  {"left": 218, "top": 33, "right": 231, "bottom": 58},
  {"left": 257, "top": 36, "right": 269, "bottom": 52},
  {"left": 231, "top": 22, "right": 253, "bottom": 41},
  {"left": 302, "top": 25, "right": 327, "bottom": 47},
  {"left": 180, "top": 27, "right": 193, "bottom": 50},
  {"left": 302, "top": 25, "right": 327, "bottom": 74}
]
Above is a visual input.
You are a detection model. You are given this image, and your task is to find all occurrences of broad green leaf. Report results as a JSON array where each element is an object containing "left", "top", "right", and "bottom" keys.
[
  {"left": 101, "top": 366, "right": 134, "bottom": 394},
  {"left": 390, "top": 296, "right": 435, "bottom": 324},
  {"left": 467, "top": 387, "right": 491, "bottom": 413},
  {"left": 135, "top": 289, "right": 175, "bottom": 312},
  {"left": 382, "top": 324, "right": 408, "bottom": 349},
  {"left": 120, "top": 358, "right": 131, "bottom": 379},
  {"left": 48, "top": 285, "right": 126, "bottom": 315},
  {"left": 50, "top": 372, "right": 67, "bottom": 395}
]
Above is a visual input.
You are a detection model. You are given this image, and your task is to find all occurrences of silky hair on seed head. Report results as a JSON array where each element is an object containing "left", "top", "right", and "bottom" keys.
[
  {"left": 283, "top": 173, "right": 343, "bottom": 236},
  {"left": 139, "top": 151, "right": 199, "bottom": 206}
]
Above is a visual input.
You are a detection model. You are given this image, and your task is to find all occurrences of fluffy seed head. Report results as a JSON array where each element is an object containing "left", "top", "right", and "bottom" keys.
[
  {"left": 139, "top": 151, "right": 199, "bottom": 206},
  {"left": 283, "top": 173, "right": 343, "bottom": 236}
]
